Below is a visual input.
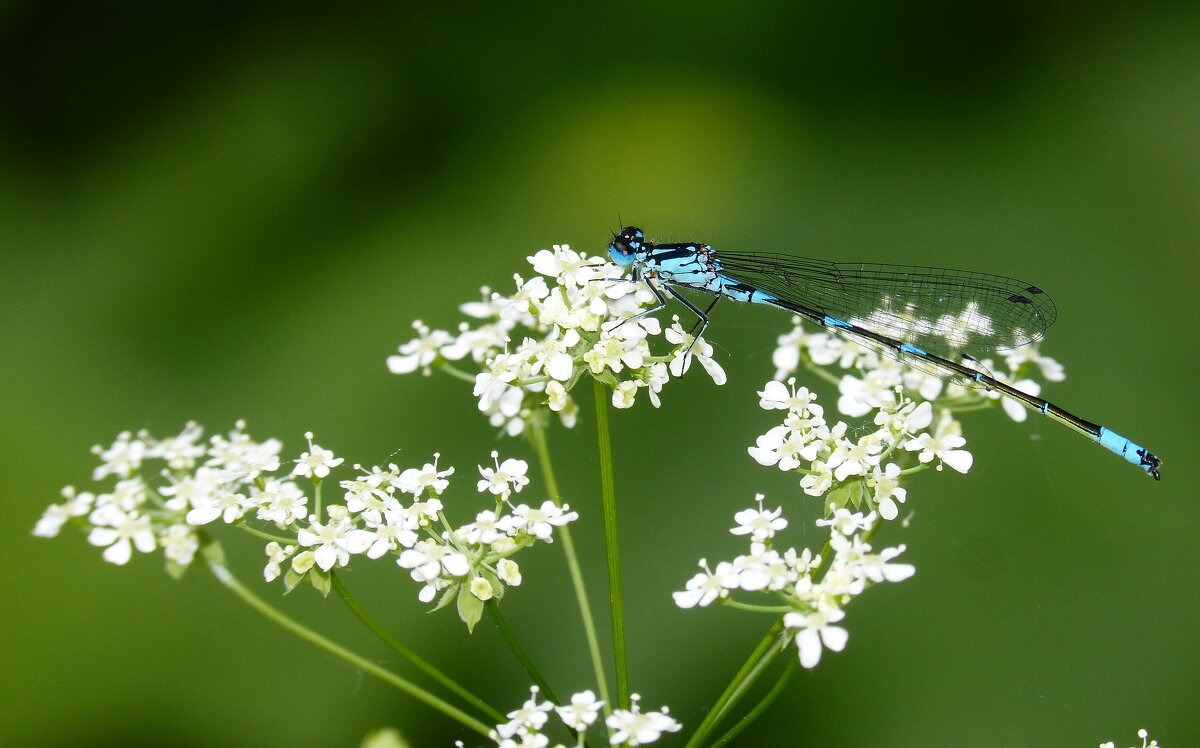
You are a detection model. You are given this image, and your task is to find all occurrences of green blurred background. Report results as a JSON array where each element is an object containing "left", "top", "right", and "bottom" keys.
[{"left": 3, "top": 2, "right": 1198, "bottom": 745}]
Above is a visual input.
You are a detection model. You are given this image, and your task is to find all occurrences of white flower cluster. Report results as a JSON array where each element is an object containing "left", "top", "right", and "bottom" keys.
[
  {"left": 676, "top": 317, "right": 1070, "bottom": 669},
  {"left": 466, "top": 687, "right": 679, "bottom": 748},
  {"left": 675, "top": 496, "right": 914, "bottom": 669},
  {"left": 36, "top": 424, "right": 576, "bottom": 626},
  {"left": 749, "top": 378, "right": 965, "bottom": 520},
  {"left": 388, "top": 244, "right": 726, "bottom": 435},
  {"left": 755, "top": 318, "right": 1067, "bottom": 520}
]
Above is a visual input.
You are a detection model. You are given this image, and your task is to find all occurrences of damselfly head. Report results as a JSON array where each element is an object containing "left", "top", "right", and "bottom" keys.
[{"left": 609, "top": 226, "right": 645, "bottom": 261}]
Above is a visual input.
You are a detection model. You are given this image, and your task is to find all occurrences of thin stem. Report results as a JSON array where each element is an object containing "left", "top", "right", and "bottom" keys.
[
  {"left": 330, "top": 573, "right": 504, "bottom": 723},
  {"left": 528, "top": 419, "right": 613, "bottom": 719},
  {"left": 706, "top": 657, "right": 798, "bottom": 748},
  {"left": 312, "top": 477, "right": 323, "bottom": 524},
  {"left": 486, "top": 600, "right": 559, "bottom": 704},
  {"left": 235, "top": 522, "right": 296, "bottom": 545},
  {"left": 201, "top": 541, "right": 491, "bottom": 737},
  {"left": 593, "top": 379, "right": 629, "bottom": 710},
  {"left": 436, "top": 361, "right": 479, "bottom": 384},
  {"left": 513, "top": 375, "right": 553, "bottom": 387},
  {"left": 684, "top": 619, "right": 784, "bottom": 748},
  {"left": 721, "top": 599, "right": 794, "bottom": 614},
  {"left": 802, "top": 361, "right": 842, "bottom": 387}
]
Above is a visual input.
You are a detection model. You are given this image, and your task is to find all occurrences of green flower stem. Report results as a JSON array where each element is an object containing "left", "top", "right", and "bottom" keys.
[
  {"left": 436, "top": 361, "right": 479, "bottom": 384},
  {"left": 802, "top": 361, "right": 842, "bottom": 387},
  {"left": 528, "top": 419, "right": 613, "bottom": 719},
  {"left": 722, "top": 599, "right": 794, "bottom": 614},
  {"left": 486, "top": 600, "right": 560, "bottom": 704},
  {"left": 312, "top": 477, "right": 323, "bottom": 524},
  {"left": 330, "top": 573, "right": 504, "bottom": 723},
  {"left": 593, "top": 378, "right": 630, "bottom": 710},
  {"left": 200, "top": 541, "right": 491, "bottom": 737},
  {"left": 513, "top": 375, "right": 552, "bottom": 387},
  {"left": 235, "top": 522, "right": 296, "bottom": 545},
  {"left": 684, "top": 618, "right": 785, "bottom": 748},
  {"left": 707, "top": 657, "right": 798, "bottom": 748}
]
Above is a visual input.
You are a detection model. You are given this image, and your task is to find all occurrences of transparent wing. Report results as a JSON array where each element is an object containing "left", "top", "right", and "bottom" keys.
[{"left": 714, "top": 250, "right": 1057, "bottom": 354}]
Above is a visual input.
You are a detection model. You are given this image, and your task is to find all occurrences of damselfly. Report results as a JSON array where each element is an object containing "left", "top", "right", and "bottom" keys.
[{"left": 606, "top": 226, "right": 1161, "bottom": 480}]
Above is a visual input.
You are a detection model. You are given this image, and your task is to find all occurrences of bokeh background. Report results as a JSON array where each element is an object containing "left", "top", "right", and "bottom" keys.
[{"left": 3, "top": 2, "right": 1198, "bottom": 746}]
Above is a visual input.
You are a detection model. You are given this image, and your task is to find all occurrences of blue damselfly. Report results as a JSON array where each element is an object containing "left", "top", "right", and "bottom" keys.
[{"left": 606, "top": 226, "right": 1161, "bottom": 480}]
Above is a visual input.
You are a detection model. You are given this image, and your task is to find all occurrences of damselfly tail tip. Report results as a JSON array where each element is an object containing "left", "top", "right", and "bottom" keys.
[{"left": 1140, "top": 449, "right": 1162, "bottom": 481}]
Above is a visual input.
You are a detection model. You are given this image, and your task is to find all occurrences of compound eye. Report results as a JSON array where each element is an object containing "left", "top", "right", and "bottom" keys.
[{"left": 610, "top": 226, "right": 644, "bottom": 256}]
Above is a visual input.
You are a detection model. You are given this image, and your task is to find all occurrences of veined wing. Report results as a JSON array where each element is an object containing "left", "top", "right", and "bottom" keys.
[{"left": 713, "top": 250, "right": 1057, "bottom": 354}]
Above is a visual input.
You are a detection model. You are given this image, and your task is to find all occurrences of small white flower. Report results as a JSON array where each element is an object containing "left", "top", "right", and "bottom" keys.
[
  {"left": 185, "top": 486, "right": 253, "bottom": 526},
  {"left": 1004, "top": 345, "right": 1065, "bottom": 382},
  {"left": 903, "top": 431, "right": 973, "bottom": 473},
  {"left": 784, "top": 602, "right": 848, "bottom": 669},
  {"left": 528, "top": 244, "right": 596, "bottom": 287},
  {"left": 733, "top": 542, "right": 781, "bottom": 591},
  {"left": 858, "top": 544, "right": 916, "bottom": 583},
  {"left": 606, "top": 694, "right": 681, "bottom": 746},
  {"left": 296, "top": 514, "right": 374, "bottom": 571},
  {"left": 836, "top": 371, "right": 897, "bottom": 418},
  {"left": 874, "top": 400, "right": 932, "bottom": 435},
  {"left": 459, "top": 509, "right": 513, "bottom": 545},
  {"left": 33, "top": 486, "right": 94, "bottom": 538},
  {"left": 292, "top": 432, "right": 344, "bottom": 479},
  {"left": 868, "top": 463, "right": 907, "bottom": 521},
  {"left": 473, "top": 353, "right": 521, "bottom": 412},
  {"left": 397, "top": 539, "right": 470, "bottom": 583},
  {"left": 87, "top": 508, "right": 157, "bottom": 565},
  {"left": 555, "top": 689, "right": 603, "bottom": 731},
  {"left": 161, "top": 524, "right": 199, "bottom": 566},
  {"left": 387, "top": 320, "right": 454, "bottom": 375},
  {"left": 477, "top": 452, "right": 530, "bottom": 497},
  {"left": 253, "top": 479, "right": 309, "bottom": 526},
  {"left": 396, "top": 454, "right": 455, "bottom": 497},
  {"left": 758, "top": 379, "right": 822, "bottom": 415},
  {"left": 747, "top": 425, "right": 820, "bottom": 471},
  {"left": 496, "top": 686, "right": 553, "bottom": 739},
  {"left": 146, "top": 421, "right": 206, "bottom": 470},
  {"left": 496, "top": 558, "right": 522, "bottom": 586},
  {"left": 800, "top": 460, "right": 834, "bottom": 497},
  {"left": 511, "top": 500, "right": 577, "bottom": 540},
  {"left": 545, "top": 381, "right": 571, "bottom": 413},
  {"left": 158, "top": 468, "right": 220, "bottom": 513},
  {"left": 673, "top": 559, "right": 739, "bottom": 608},
  {"left": 264, "top": 541, "right": 296, "bottom": 582},
  {"left": 91, "top": 431, "right": 147, "bottom": 481},
  {"left": 825, "top": 434, "right": 882, "bottom": 481},
  {"left": 611, "top": 379, "right": 640, "bottom": 409},
  {"left": 205, "top": 421, "right": 281, "bottom": 480},
  {"left": 730, "top": 495, "right": 787, "bottom": 541},
  {"left": 290, "top": 550, "right": 316, "bottom": 574},
  {"left": 469, "top": 575, "right": 495, "bottom": 601},
  {"left": 815, "top": 508, "right": 876, "bottom": 536},
  {"left": 584, "top": 336, "right": 645, "bottom": 376},
  {"left": 361, "top": 505, "right": 420, "bottom": 558}
]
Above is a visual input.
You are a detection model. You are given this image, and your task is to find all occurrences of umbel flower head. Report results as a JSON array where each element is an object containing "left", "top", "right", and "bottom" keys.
[
  {"left": 674, "top": 309, "right": 1068, "bottom": 670},
  {"left": 387, "top": 244, "right": 725, "bottom": 435},
  {"left": 755, "top": 315, "right": 1066, "bottom": 521},
  {"left": 35, "top": 422, "right": 576, "bottom": 631}
]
